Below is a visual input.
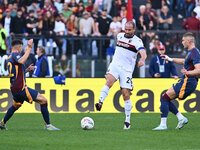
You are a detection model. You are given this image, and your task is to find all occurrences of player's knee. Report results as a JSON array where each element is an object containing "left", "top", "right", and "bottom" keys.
[
  {"left": 13, "top": 103, "right": 22, "bottom": 110},
  {"left": 41, "top": 98, "right": 48, "bottom": 105},
  {"left": 122, "top": 91, "right": 130, "bottom": 100}
]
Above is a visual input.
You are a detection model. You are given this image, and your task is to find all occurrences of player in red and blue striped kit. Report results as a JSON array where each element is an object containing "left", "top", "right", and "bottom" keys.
[
  {"left": 153, "top": 32, "right": 200, "bottom": 130},
  {"left": 0, "top": 39, "right": 59, "bottom": 130}
]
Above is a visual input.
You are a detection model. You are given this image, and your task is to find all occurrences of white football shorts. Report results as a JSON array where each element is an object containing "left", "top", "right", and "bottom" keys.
[{"left": 106, "top": 63, "right": 133, "bottom": 90}]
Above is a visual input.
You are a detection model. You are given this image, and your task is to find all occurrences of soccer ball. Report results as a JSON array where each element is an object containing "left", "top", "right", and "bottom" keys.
[{"left": 81, "top": 117, "right": 94, "bottom": 130}]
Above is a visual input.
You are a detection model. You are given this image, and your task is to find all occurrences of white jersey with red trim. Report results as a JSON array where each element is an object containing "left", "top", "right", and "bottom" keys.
[{"left": 111, "top": 32, "right": 145, "bottom": 72}]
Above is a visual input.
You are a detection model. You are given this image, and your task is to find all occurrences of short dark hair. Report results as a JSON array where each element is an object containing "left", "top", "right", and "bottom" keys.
[
  {"left": 125, "top": 21, "right": 136, "bottom": 28},
  {"left": 11, "top": 39, "right": 23, "bottom": 47}
]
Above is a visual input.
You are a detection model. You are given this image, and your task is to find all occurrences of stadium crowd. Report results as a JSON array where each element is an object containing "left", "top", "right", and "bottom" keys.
[{"left": 0, "top": 0, "right": 200, "bottom": 77}]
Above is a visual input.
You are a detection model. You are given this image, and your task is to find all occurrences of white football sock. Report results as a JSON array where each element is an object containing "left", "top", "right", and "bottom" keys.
[
  {"left": 176, "top": 112, "right": 184, "bottom": 121},
  {"left": 124, "top": 99, "right": 132, "bottom": 123},
  {"left": 160, "top": 117, "right": 167, "bottom": 126},
  {"left": 99, "top": 85, "right": 110, "bottom": 103}
]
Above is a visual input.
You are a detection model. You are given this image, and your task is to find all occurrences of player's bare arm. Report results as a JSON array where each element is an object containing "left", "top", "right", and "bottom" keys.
[
  {"left": 18, "top": 39, "right": 33, "bottom": 64},
  {"left": 138, "top": 49, "right": 147, "bottom": 67},
  {"left": 181, "top": 64, "right": 200, "bottom": 76},
  {"left": 161, "top": 54, "right": 185, "bottom": 65}
]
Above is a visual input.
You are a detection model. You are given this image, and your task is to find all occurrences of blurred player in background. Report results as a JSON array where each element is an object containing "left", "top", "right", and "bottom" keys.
[
  {"left": 0, "top": 39, "right": 60, "bottom": 130},
  {"left": 95, "top": 21, "right": 147, "bottom": 130},
  {"left": 153, "top": 32, "right": 200, "bottom": 130}
]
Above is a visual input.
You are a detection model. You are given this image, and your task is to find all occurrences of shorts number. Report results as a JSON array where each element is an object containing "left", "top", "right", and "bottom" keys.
[{"left": 126, "top": 77, "right": 132, "bottom": 86}]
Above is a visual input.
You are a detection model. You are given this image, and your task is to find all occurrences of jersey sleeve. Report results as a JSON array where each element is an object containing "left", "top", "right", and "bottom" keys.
[
  {"left": 12, "top": 53, "right": 22, "bottom": 64},
  {"left": 135, "top": 38, "right": 145, "bottom": 51},
  {"left": 191, "top": 49, "right": 200, "bottom": 65}
]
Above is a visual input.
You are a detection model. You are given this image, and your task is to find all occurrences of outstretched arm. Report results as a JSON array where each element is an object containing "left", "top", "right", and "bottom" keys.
[
  {"left": 138, "top": 49, "right": 147, "bottom": 67},
  {"left": 161, "top": 54, "right": 185, "bottom": 65},
  {"left": 18, "top": 39, "right": 33, "bottom": 64}
]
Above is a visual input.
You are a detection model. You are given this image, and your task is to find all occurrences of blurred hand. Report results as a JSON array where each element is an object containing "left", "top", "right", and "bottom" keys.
[
  {"left": 28, "top": 39, "right": 33, "bottom": 47},
  {"left": 154, "top": 73, "right": 160, "bottom": 78},
  {"left": 138, "top": 60, "right": 144, "bottom": 67},
  {"left": 181, "top": 67, "right": 188, "bottom": 75},
  {"left": 172, "top": 75, "right": 179, "bottom": 79}
]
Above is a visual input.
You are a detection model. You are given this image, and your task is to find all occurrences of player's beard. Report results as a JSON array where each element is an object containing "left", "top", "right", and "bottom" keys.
[{"left": 124, "top": 33, "right": 134, "bottom": 38}]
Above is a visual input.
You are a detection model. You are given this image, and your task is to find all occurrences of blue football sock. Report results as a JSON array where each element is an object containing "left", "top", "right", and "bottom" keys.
[
  {"left": 160, "top": 96, "right": 169, "bottom": 118},
  {"left": 40, "top": 104, "right": 50, "bottom": 125},
  {"left": 3, "top": 105, "right": 17, "bottom": 124},
  {"left": 169, "top": 101, "right": 178, "bottom": 115}
]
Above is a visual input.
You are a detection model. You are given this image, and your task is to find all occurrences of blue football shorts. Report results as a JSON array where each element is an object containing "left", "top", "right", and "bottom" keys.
[
  {"left": 11, "top": 86, "right": 39, "bottom": 104},
  {"left": 173, "top": 77, "right": 198, "bottom": 100}
]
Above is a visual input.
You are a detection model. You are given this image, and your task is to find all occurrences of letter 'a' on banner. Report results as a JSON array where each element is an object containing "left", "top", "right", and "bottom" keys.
[{"left": 127, "top": 0, "right": 133, "bottom": 21}]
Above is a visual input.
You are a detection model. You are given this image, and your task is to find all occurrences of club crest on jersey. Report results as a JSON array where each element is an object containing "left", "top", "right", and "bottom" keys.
[{"left": 128, "top": 40, "right": 132, "bottom": 43}]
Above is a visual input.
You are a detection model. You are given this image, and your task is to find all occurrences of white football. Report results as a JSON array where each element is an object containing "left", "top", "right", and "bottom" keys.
[{"left": 81, "top": 117, "right": 94, "bottom": 130}]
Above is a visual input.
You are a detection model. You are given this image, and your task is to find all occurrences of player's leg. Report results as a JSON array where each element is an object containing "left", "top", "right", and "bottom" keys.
[
  {"left": 95, "top": 73, "right": 117, "bottom": 111},
  {"left": 153, "top": 87, "right": 177, "bottom": 130},
  {"left": 121, "top": 88, "right": 132, "bottom": 130},
  {"left": 34, "top": 93, "right": 60, "bottom": 130},
  {"left": 0, "top": 101, "right": 22, "bottom": 130},
  {"left": 168, "top": 101, "right": 188, "bottom": 129}
]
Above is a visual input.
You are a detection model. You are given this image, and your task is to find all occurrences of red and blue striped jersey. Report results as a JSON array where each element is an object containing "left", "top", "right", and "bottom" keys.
[{"left": 6, "top": 52, "right": 26, "bottom": 92}]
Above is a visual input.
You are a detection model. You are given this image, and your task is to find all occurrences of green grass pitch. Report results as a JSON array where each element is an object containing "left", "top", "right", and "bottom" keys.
[{"left": 0, "top": 113, "right": 200, "bottom": 150}]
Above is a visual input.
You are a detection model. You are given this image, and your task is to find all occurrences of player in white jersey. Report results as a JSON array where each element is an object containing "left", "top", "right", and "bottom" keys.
[{"left": 95, "top": 21, "right": 147, "bottom": 130}]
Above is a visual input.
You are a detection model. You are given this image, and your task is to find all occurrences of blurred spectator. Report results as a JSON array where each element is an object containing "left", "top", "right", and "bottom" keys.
[
  {"left": 108, "top": 16, "right": 122, "bottom": 36},
  {"left": 136, "top": 15, "right": 147, "bottom": 31},
  {"left": 86, "top": 0, "right": 94, "bottom": 13},
  {"left": 185, "top": 0, "right": 195, "bottom": 18},
  {"left": 119, "top": 4, "right": 127, "bottom": 19},
  {"left": 108, "top": 15, "right": 122, "bottom": 47},
  {"left": 54, "top": 0, "right": 63, "bottom": 12},
  {"left": 135, "top": 5, "right": 149, "bottom": 24},
  {"left": 66, "top": 13, "right": 79, "bottom": 56},
  {"left": 37, "top": 9, "right": 43, "bottom": 31},
  {"left": 53, "top": 13, "right": 65, "bottom": 59},
  {"left": 2, "top": 3, "right": 17, "bottom": 17},
  {"left": 0, "top": 22, "right": 9, "bottom": 56},
  {"left": 26, "top": 10, "right": 40, "bottom": 54},
  {"left": 182, "top": 11, "right": 200, "bottom": 30},
  {"left": 27, "top": 0, "right": 40, "bottom": 18},
  {"left": 104, "top": 0, "right": 112, "bottom": 14},
  {"left": 33, "top": 46, "right": 50, "bottom": 77},
  {"left": 95, "top": 9, "right": 112, "bottom": 57},
  {"left": 79, "top": 11, "right": 95, "bottom": 56},
  {"left": 54, "top": 55, "right": 72, "bottom": 77},
  {"left": 149, "top": 45, "right": 178, "bottom": 79},
  {"left": 158, "top": 5, "right": 173, "bottom": 30},
  {"left": 150, "top": 0, "right": 162, "bottom": 16},
  {"left": 169, "top": 0, "right": 183, "bottom": 19},
  {"left": 10, "top": 8, "right": 26, "bottom": 35},
  {"left": 149, "top": 35, "right": 163, "bottom": 54},
  {"left": 74, "top": 1, "right": 85, "bottom": 17},
  {"left": 41, "top": 0, "right": 56, "bottom": 15},
  {"left": 61, "top": 2, "right": 73, "bottom": 23},
  {"left": 146, "top": 20, "right": 156, "bottom": 40},
  {"left": 2, "top": 8, "right": 13, "bottom": 50},
  {"left": 94, "top": 0, "right": 103, "bottom": 11},
  {"left": 68, "top": 0, "right": 78, "bottom": 12},
  {"left": 145, "top": 2, "right": 158, "bottom": 24},
  {"left": 42, "top": 10, "right": 56, "bottom": 53},
  {"left": 193, "top": 0, "right": 200, "bottom": 19}
]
